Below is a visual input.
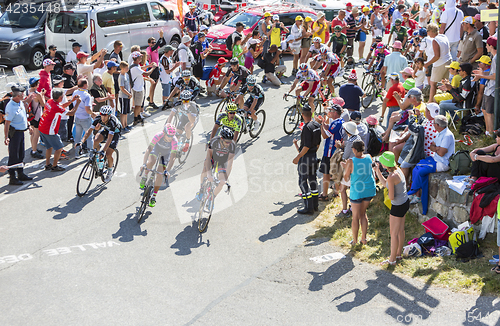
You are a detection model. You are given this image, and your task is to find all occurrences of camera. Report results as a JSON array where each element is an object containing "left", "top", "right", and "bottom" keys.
[{"left": 371, "top": 157, "right": 380, "bottom": 168}]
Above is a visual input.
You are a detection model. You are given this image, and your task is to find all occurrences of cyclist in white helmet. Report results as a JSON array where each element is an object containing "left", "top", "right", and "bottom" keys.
[
  {"left": 306, "top": 36, "right": 329, "bottom": 62},
  {"left": 287, "top": 63, "right": 321, "bottom": 108},
  {"left": 166, "top": 90, "right": 199, "bottom": 152}
]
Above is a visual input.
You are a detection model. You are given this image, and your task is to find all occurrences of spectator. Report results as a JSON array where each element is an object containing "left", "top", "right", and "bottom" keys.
[
  {"left": 343, "top": 140, "right": 376, "bottom": 245},
  {"left": 127, "top": 45, "right": 140, "bottom": 66},
  {"left": 62, "top": 64, "right": 77, "bottom": 142},
  {"left": 52, "top": 75, "right": 77, "bottom": 146},
  {"left": 358, "top": 7, "right": 372, "bottom": 63},
  {"left": 381, "top": 41, "right": 408, "bottom": 89},
  {"left": 244, "top": 39, "right": 262, "bottom": 74},
  {"left": 232, "top": 36, "right": 246, "bottom": 66},
  {"left": 402, "top": 12, "right": 418, "bottom": 36},
  {"left": 146, "top": 30, "right": 167, "bottom": 108},
  {"left": 331, "top": 96, "right": 350, "bottom": 122},
  {"left": 109, "top": 40, "right": 124, "bottom": 94},
  {"left": 270, "top": 15, "right": 289, "bottom": 49},
  {"left": 38, "top": 89, "right": 79, "bottom": 172},
  {"left": 418, "top": 27, "right": 434, "bottom": 88},
  {"left": 90, "top": 74, "right": 114, "bottom": 113},
  {"left": 263, "top": 45, "right": 286, "bottom": 86},
  {"left": 370, "top": 5, "right": 388, "bottom": 38},
  {"left": 474, "top": 14, "right": 490, "bottom": 55},
  {"left": 424, "top": 23, "right": 452, "bottom": 103},
  {"left": 459, "top": 16, "right": 483, "bottom": 68},
  {"left": 373, "top": 151, "right": 409, "bottom": 266},
  {"left": 350, "top": 111, "right": 369, "bottom": 151},
  {"left": 419, "top": 3, "right": 432, "bottom": 28},
  {"left": 392, "top": 4, "right": 406, "bottom": 27},
  {"left": 300, "top": 17, "right": 314, "bottom": 64},
  {"left": 259, "top": 12, "right": 273, "bottom": 54},
  {"left": 332, "top": 10, "right": 347, "bottom": 35},
  {"left": 473, "top": 55, "right": 491, "bottom": 116},
  {"left": 193, "top": 25, "right": 210, "bottom": 43},
  {"left": 73, "top": 79, "right": 95, "bottom": 159},
  {"left": 478, "top": 0, "right": 488, "bottom": 11},
  {"left": 158, "top": 45, "right": 181, "bottom": 104},
  {"left": 388, "top": 19, "right": 408, "bottom": 46},
  {"left": 431, "top": 2, "right": 445, "bottom": 25},
  {"left": 3, "top": 85, "right": 34, "bottom": 185},
  {"left": 178, "top": 35, "right": 195, "bottom": 71},
  {"left": 231, "top": 22, "right": 250, "bottom": 51},
  {"left": 339, "top": 69, "right": 364, "bottom": 112},
  {"left": 184, "top": 3, "right": 200, "bottom": 38},
  {"left": 316, "top": 104, "right": 344, "bottom": 200},
  {"left": 345, "top": 7, "right": 359, "bottom": 57},
  {"left": 27, "top": 77, "right": 45, "bottom": 159},
  {"left": 473, "top": 36, "right": 497, "bottom": 135},
  {"left": 469, "top": 130, "right": 500, "bottom": 181},
  {"left": 207, "top": 58, "right": 227, "bottom": 96},
  {"left": 439, "top": 0, "right": 464, "bottom": 61},
  {"left": 102, "top": 61, "right": 119, "bottom": 110},
  {"left": 66, "top": 42, "right": 82, "bottom": 66},
  {"left": 312, "top": 12, "right": 327, "bottom": 43},
  {"left": 76, "top": 49, "right": 106, "bottom": 88},
  {"left": 413, "top": 57, "right": 426, "bottom": 90},
  {"left": 130, "top": 51, "right": 156, "bottom": 125},
  {"left": 118, "top": 61, "right": 132, "bottom": 131},
  {"left": 408, "top": 115, "right": 455, "bottom": 214},
  {"left": 439, "top": 62, "right": 474, "bottom": 121},
  {"left": 381, "top": 73, "right": 405, "bottom": 127},
  {"left": 410, "top": 2, "right": 420, "bottom": 21},
  {"left": 400, "top": 67, "right": 414, "bottom": 82},
  {"left": 459, "top": 0, "right": 479, "bottom": 17},
  {"left": 43, "top": 44, "right": 65, "bottom": 76},
  {"left": 192, "top": 32, "right": 212, "bottom": 81},
  {"left": 38, "top": 59, "right": 55, "bottom": 101},
  {"left": 435, "top": 61, "right": 462, "bottom": 103},
  {"left": 289, "top": 16, "right": 304, "bottom": 75}
]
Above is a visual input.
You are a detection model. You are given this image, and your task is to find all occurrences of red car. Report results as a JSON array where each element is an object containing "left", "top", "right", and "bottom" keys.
[{"left": 206, "top": 4, "right": 317, "bottom": 57}]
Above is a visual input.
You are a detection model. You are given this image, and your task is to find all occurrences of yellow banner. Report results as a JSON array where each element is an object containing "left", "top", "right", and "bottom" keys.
[{"left": 480, "top": 9, "right": 498, "bottom": 22}]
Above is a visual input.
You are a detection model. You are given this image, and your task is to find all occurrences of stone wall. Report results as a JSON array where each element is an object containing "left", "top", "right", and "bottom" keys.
[{"left": 409, "top": 172, "right": 471, "bottom": 227}]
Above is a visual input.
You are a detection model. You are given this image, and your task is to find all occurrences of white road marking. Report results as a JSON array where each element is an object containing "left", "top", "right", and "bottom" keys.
[{"left": 310, "top": 252, "right": 346, "bottom": 263}]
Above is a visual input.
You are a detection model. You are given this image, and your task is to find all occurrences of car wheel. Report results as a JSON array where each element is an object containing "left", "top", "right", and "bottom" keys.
[
  {"left": 170, "top": 36, "right": 181, "bottom": 49},
  {"left": 29, "top": 48, "right": 44, "bottom": 70}
]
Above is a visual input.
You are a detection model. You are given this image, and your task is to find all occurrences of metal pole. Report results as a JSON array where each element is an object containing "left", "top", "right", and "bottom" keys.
[{"left": 495, "top": 6, "right": 500, "bottom": 130}]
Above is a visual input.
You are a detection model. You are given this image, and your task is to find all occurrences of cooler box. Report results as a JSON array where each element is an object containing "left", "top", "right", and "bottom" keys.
[
  {"left": 201, "top": 66, "right": 214, "bottom": 81},
  {"left": 422, "top": 216, "right": 450, "bottom": 241}
]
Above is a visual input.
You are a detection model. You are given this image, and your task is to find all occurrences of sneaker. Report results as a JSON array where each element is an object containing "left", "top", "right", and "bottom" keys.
[
  {"left": 182, "top": 142, "right": 190, "bottom": 152},
  {"left": 291, "top": 68, "right": 298, "bottom": 76},
  {"left": 335, "top": 209, "right": 352, "bottom": 218},
  {"left": 9, "top": 178, "right": 23, "bottom": 186},
  {"left": 75, "top": 145, "right": 82, "bottom": 159},
  {"left": 104, "top": 170, "right": 113, "bottom": 182},
  {"left": 410, "top": 196, "right": 421, "bottom": 205},
  {"left": 18, "top": 173, "right": 33, "bottom": 181},
  {"left": 31, "top": 151, "right": 44, "bottom": 159},
  {"left": 149, "top": 102, "right": 159, "bottom": 109},
  {"left": 51, "top": 165, "right": 65, "bottom": 172},
  {"left": 140, "top": 177, "right": 146, "bottom": 189},
  {"left": 149, "top": 197, "right": 156, "bottom": 207},
  {"left": 36, "top": 149, "right": 43, "bottom": 153},
  {"left": 262, "top": 76, "right": 267, "bottom": 84},
  {"left": 252, "top": 120, "right": 261, "bottom": 132},
  {"left": 45, "top": 163, "right": 53, "bottom": 170},
  {"left": 142, "top": 111, "right": 151, "bottom": 118},
  {"left": 195, "top": 190, "right": 203, "bottom": 201}
]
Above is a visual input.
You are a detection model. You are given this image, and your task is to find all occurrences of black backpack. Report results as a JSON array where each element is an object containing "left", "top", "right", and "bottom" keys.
[
  {"left": 127, "top": 63, "right": 139, "bottom": 89},
  {"left": 366, "top": 125, "right": 383, "bottom": 156},
  {"left": 172, "top": 47, "right": 186, "bottom": 63},
  {"left": 226, "top": 32, "right": 239, "bottom": 52},
  {"left": 460, "top": 114, "right": 485, "bottom": 135}
]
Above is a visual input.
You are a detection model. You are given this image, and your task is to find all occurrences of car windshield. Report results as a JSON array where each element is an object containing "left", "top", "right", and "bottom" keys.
[
  {"left": 0, "top": 8, "right": 43, "bottom": 28},
  {"left": 225, "top": 12, "right": 260, "bottom": 29}
]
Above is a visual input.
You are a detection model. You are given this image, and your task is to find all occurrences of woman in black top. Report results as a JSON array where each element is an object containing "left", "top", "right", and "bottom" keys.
[{"left": 470, "top": 130, "right": 500, "bottom": 181}]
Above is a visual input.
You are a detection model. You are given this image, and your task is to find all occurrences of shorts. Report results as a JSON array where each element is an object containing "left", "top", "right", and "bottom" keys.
[
  {"left": 425, "top": 64, "right": 433, "bottom": 77},
  {"left": 318, "top": 155, "right": 331, "bottom": 175},
  {"left": 193, "top": 64, "right": 203, "bottom": 79},
  {"left": 350, "top": 196, "right": 374, "bottom": 204},
  {"left": 132, "top": 90, "right": 144, "bottom": 107},
  {"left": 161, "top": 82, "right": 172, "bottom": 98},
  {"left": 150, "top": 67, "right": 160, "bottom": 82},
  {"left": 301, "top": 37, "right": 312, "bottom": 49},
  {"left": 359, "top": 31, "right": 367, "bottom": 42},
  {"left": 326, "top": 63, "right": 340, "bottom": 78},
  {"left": 150, "top": 147, "right": 172, "bottom": 166},
  {"left": 483, "top": 95, "right": 494, "bottom": 114},
  {"left": 30, "top": 119, "right": 39, "bottom": 128},
  {"left": 290, "top": 45, "right": 301, "bottom": 55},
  {"left": 430, "top": 62, "right": 450, "bottom": 83},
  {"left": 176, "top": 114, "right": 191, "bottom": 130},
  {"left": 390, "top": 198, "right": 410, "bottom": 217},
  {"left": 301, "top": 80, "right": 320, "bottom": 97},
  {"left": 39, "top": 132, "right": 64, "bottom": 151},
  {"left": 99, "top": 131, "right": 120, "bottom": 149},
  {"left": 211, "top": 158, "right": 227, "bottom": 174},
  {"left": 244, "top": 97, "right": 264, "bottom": 111},
  {"left": 119, "top": 97, "right": 131, "bottom": 115}
]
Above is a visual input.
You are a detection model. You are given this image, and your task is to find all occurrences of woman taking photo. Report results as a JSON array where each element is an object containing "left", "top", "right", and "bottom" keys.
[
  {"left": 343, "top": 140, "right": 376, "bottom": 245},
  {"left": 300, "top": 17, "right": 313, "bottom": 64},
  {"left": 470, "top": 130, "right": 500, "bottom": 181},
  {"left": 373, "top": 151, "right": 409, "bottom": 266}
]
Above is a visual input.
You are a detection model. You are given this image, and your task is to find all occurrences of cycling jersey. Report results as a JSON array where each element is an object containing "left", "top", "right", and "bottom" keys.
[
  {"left": 171, "top": 102, "right": 199, "bottom": 117},
  {"left": 209, "top": 136, "right": 236, "bottom": 165},
  {"left": 329, "top": 33, "right": 348, "bottom": 54},
  {"left": 91, "top": 114, "right": 122, "bottom": 135},
  {"left": 215, "top": 112, "right": 243, "bottom": 132},
  {"left": 150, "top": 131, "right": 178, "bottom": 155},
  {"left": 308, "top": 44, "right": 329, "bottom": 56},
  {"left": 184, "top": 11, "right": 200, "bottom": 32},
  {"left": 313, "top": 52, "right": 339, "bottom": 66},
  {"left": 174, "top": 77, "right": 200, "bottom": 93},
  {"left": 225, "top": 65, "right": 250, "bottom": 85},
  {"left": 375, "top": 48, "right": 391, "bottom": 60},
  {"left": 296, "top": 69, "right": 320, "bottom": 82},
  {"left": 239, "top": 84, "right": 265, "bottom": 100},
  {"left": 390, "top": 26, "right": 408, "bottom": 42}
]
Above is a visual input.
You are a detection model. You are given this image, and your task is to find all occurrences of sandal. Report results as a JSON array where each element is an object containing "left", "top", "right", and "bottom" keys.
[
  {"left": 360, "top": 239, "right": 368, "bottom": 245},
  {"left": 491, "top": 265, "right": 500, "bottom": 274},
  {"left": 381, "top": 259, "right": 397, "bottom": 266},
  {"left": 396, "top": 256, "right": 403, "bottom": 261},
  {"left": 318, "top": 195, "right": 329, "bottom": 201},
  {"left": 349, "top": 240, "right": 357, "bottom": 245}
]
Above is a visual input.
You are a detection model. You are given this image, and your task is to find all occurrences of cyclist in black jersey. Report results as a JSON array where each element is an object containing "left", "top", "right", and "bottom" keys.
[
  {"left": 216, "top": 58, "right": 250, "bottom": 98},
  {"left": 196, "top": 127, "right": 236, "bottom": 204},
  {"left": 236, "top": 75, "right": 264, "bottom": 131},
  {"left": 211, "top": 102, "right": 242, "bottom": 141},
  {"left": 166, "top": 70, "right": 200, "bottom": 104},
  {"left": 166, "top": 90, "right": 199, "bottom": 152},
  {"left": 78, "top": 105, "right": 121, "bottom": 182}
]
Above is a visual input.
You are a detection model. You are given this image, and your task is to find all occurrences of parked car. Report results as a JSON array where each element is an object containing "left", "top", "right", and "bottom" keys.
[
  {"left": 206, "top": 4, "right": 317, "bottom": 57},
  {"left": 45, "top": 0, "right": 182, "bottom": 61},
  {"left": 0, "top": 1, "right": 51, "bottom": 69}
]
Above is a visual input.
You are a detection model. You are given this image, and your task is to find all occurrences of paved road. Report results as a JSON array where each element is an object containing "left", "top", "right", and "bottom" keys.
[{"left": 1, "top": 53, "right": 499, "bottom": 325}]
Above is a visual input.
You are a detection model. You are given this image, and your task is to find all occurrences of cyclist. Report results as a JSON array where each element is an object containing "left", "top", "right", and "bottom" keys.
[
  {"left": 212, "top": 103, "right": 242, "bottom": 142},
  {"left": 165, "top": 70, "right": 200, "bottom": 105},
  {"left": 288, "top": 63, "right": 321, "bottom": 109},
  {"left": 387, "top": 19, "right": 408, "bottom": 48},
  {"left": 216, "top": 58, "right": 250, "bottom": 98},
  {"left": 327, "top": 25, "right": 348, "bottom": 72},
  {"left": 139, "top": 123, "right": 177, "bottom": 207},
  {"left": 365, "top": 35, "right": 383, "bottom": 63},
  {"left": 306, "top": 37, "right": 329, "bottom": 63},
  {"left": 77, "top": 105, "right": 121, "bottom": 182},
  {"left": 166, "top": 90, "right": 199, "bottom": 152},
  {"left": 367, "top": 43, "right": 390, "bottom": 76},
  {"left": 196, "top": 127, "right": 236, "bottom": 206},
  {"left": 312, "top": 48, "right": 341, "bottom": 95},
  {"left": 236, "top": 75, "right": 264, "bottom": 131}
]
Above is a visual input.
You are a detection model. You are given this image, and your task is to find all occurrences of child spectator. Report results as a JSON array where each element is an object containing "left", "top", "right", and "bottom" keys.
[
  {"left": 118, "top": 61, "right": 132, "bottom": 131},
  {"left": 232, "top": 36, "right": 246, "bottom": 66},
  {"left": 413, "top": 57, "right": 426, "bottom": 90}
]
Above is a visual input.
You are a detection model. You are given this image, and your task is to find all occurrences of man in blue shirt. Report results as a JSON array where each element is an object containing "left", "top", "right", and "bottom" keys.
[
  {"left": 3, "top": 85, "right": 34, "bottom": 185},
  {"left": 338, "top": 69, "right": 364, "bottom": 112}
]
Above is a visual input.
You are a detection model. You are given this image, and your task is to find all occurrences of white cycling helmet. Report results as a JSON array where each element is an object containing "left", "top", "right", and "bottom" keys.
[
  {"left": 100, "top": 105, "right": 113, "bottom": 115},
  {"left": 180, "top": 90, "right": 192, "bottom": 100},
  {"left": 247, "top": 75, "right": 257, "bottom": 85},
  {"left": 299, "top": 63, "right": 309, "bottom": 70},
  {"left": 313, "top": 36, "right": 322, "bottom": 43},
  {"left": 182, "top": 70, "right": 192, "bottom": 77}
]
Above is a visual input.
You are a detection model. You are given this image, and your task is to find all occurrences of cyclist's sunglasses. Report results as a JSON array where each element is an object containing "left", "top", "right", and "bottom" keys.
[
  {"left": 182, "top": 99, "right": 190, "bottom": 103},
  {"left": 227, "top": 111, "right": 237, "bottom": 114},
  {"left": 247, "top": 83, "right": 255, "bottom": 87}
]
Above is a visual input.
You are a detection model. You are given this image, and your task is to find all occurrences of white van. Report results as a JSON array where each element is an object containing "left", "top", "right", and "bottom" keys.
[
  {"left": 45, "top": 0, "right": 182, "bottom": 60},
  {"left": 286, "top": 0, "right": 368, "bottom": 20}
]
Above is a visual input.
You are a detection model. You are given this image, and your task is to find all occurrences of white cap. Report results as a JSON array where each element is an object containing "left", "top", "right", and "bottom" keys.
[
  {"left": 272, "top": 14, "right": 279, "bottom": 20},
  {"left": 181, "top": 35, "right": 191, "bottom": 43},
  {"left": 5, "top": 82, "right": 17, "bottom": 93},
  {"left": 426, "top": 103, "right": 440, "bottom": 118}
]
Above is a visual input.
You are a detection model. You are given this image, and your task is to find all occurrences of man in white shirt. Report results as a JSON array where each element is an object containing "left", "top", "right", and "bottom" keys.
[
  {"left": 289, "top": 15, "right": 304, "bottom": 76},
  {"left": 76, "top": 49, "right": 106, "bottom": 87},
  {"left": 178, "top": 35, "right": 194, "bottom": 71},
  {"left": 65, "top": 42, "right": 82, "bottom": 66},
  {"left": 130, "top": 51, "right": 156, "bottom": 125},
  {"left": 439, "top": 0, "right": 463, "bottom": 61}
]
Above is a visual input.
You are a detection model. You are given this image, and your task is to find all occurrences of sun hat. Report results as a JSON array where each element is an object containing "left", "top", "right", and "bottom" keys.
[
  {"left": 403, "top": 78, "right": 415, "bottom": 90},
  {"left": 181, "top": 35, "right": 191, "bottom": 43},
  {"left": 392, "top": 41, "right": 403, "bottom": 49},
  {"left": 29, "top": 77, "right": 40, "bottom": 86},
  {"left": 348, "top": 69, "right": 357, "bottom": 80},
  {"left": 476, "top": 55, "right": 492, "bottom": 65},
  {"left": 343, "top": 121, "right": 359, "bottom": 135},
  {"left": 317, "top": 12, "right": 325, "bottom": 18},
  {"left": 331, "top": 97, "right": 345, "bottom": 107},
  {"left": 379, "top": 151, "right": 396, "bottom": 167},
  {"left": 426, "top": 103, "right": 440, "bottom": 118},
  {"left": 401, "top": 67, "right": 414, "bottom": 75},
  {"left": 76, "top": 51, "right": 89, "bottom": 59},
  {"left": 445, "top": 61, "right": 460, "bottom": 69},
  {"left": 352, "top": 7, "right": 359, "bottom": 13},
  {"left": 362, "top": 6, "right": 370, "bottom": 12},
  {"left": 131, "top": 51, "right": 142, "bottom": 59},
  {"left": 43, "top": 59, "right": 56, "bottom": 67},
  {"left": 365, "top": 115, "right": 378, "bottom": 126}
]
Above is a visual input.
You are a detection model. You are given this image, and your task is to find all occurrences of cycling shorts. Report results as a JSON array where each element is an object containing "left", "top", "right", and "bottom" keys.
[
  {"left": 176, "top": 114, "right": 191, "bottom": 130},
  {"left": 301, "top": 80, "right": 320, "bottom": 97},
  {"left": 98, "top": 130, "right": 120, "bottom": 149},
  {"left": 244, "top": 97, "right": 264, "bottom": 111},
  {"left": 150, "top": 146, "right": 172, "bottom": 166},
  {"left": 326, "top": 63, "right": 341, "bottom": 78},
  {"left": 211, "top": 158, "right": 227, "bottom": 174}
]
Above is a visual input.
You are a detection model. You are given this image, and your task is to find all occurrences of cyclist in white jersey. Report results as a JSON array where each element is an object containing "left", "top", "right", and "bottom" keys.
[{"left": 287, "top": 63, "right": 321, "bottom": 108}]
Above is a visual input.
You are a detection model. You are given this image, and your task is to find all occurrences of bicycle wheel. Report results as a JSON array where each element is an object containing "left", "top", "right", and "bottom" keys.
[
  {"left": 333, "top": 83, "right": 341, "bottom": 97},
  {"left": 283, "top": 105, "right": 300, "bottom": 135},
  {"left": 249, "top": 110, "right": 266, "bottom": 138},
  {"left": 362, "top": 83, "right": 375, "bottom": 109},
  {"left": 178, "top": 134, "right": 194, "bottom": 164},
  {"left": 198, "top": 184, "right": 214, "bottom": 232},
  {"left": 101, "top": 148, "right": 119, "bottom": 182},
  {"left": 361, "top": 73, "right": 374, "bottom": 90},
  {"left": 76, "top": 160, "right": 95, "bottom": 197},
  {"left": 214, "top": 98, "right": 228, "bottom": 122},
  {"left": 138, "top": 185, "right": 152, "bottom": 223}
]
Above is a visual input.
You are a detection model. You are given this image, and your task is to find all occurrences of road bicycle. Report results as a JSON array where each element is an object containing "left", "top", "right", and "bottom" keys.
[
  {"left": 137, "top": 155, "right": 169, "bottom": 223},
  {"left": 283, "top": 93, "right": 307, "bottom": 135},
  {"left": 170, "top": 100, "right": 200, "bottom": 164},
  {"left": 76, "top": 148, "right": 119, "bottom": 197},
  {"left": 213, "top": 91, "right": 239, "bottom": 121},
  {"left": 235, "top": 106, "right": 266, "bottom": 141},
  {"left": 198, "top": 161, "right": 231, "bottom": 233},
  {"left": 362, "top": 70, "right": 383, "bottom": 109}
]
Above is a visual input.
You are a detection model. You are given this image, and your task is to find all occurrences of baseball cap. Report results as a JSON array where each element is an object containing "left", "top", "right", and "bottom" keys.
[
  {"left": 76, "top": 51, "right": 89, "bottom": 59},
  {"left": 305, "top": 16, "right": 313, "bottom": 22},
  {"left": 474, "top": 14, "right": 481, "bottom": 21},
  {"left": 217, "top": 57, "right": 228, "bottom": 65},
  {"left": 72, "top": 42, "right": 82, "bottom": 48},
  {"left": 487, "top": 36, "right": 497, "bottom": 47},
  {"left": 445, "top": 61, "right": 460, "bottom": 69},
  {"left": 402, "top": 78, "right": 415, "bottom": 90},
  {"left": 200, "top": 25, "right": 209, "bottom": 31},
  {"left": 407, "top": 87, "right": 422, "bottom": 98},
  {"left": 12, "top": 85, "right": 26, "bottom": 93},
  {"left": 346, "top": 2, "right": 352, "bottom": 6},
  {"left": 362, "top": 6, "right": 370, "bottom": 12},
  {"left": 163, "top": 44, "right": 175, "bottom": 52},
  {"left": 43, "top": 58, "right": 56, "bottom": 67},
  {"left": 131, "top": 51, "right": 142, "bottom": 59},
  {"left": 389, "top": 73, "right": 399, "bottom": 79},
  {"left": 331, "top": 97, "right": 345, "bottom": 107},
  {"left": 426, "top": 103, "right": 440, "bottom": 119},
  {"left": 392, "top": 41, "right": 403, "bottom": 49},
  {"left": 107, "top": 61, "right": 120, "bottom": 69},
  {"left": 63, "top": 63, "right": 75, "bottom": 71},
  {"left": 462, "top": 16, "right": 474, "bottom": 25},
  {"left": 302, "top": 104, "right": 312, "bottom": 112},
  {"left": 29, "top": 77, "right": 40, "bottom": 86},
  {"left": 272, "top": 14, "right": 279, "bottom": 20},
  {"left": 264, "top": 12, "right": 271, "bottom": 18},
  {"left": 438, "top": 2, "right": 445, "bottom": 8},
  {"left": 350, "top": 111, "right": 362, "bottom": 122},
  {"left": 295, "top": 15, "right": 303, "bottom": 21},
  {"left": 330, "top": 104, "right": 342, "bottom": 113},
  {"left": 476, "top": 55, "right": 492, "bottom": 65},
  {"left": 52, "top": 75, "right": 66, "bottom": 84},
  {"left": 198, "top": 32, "right": 206, "bottom": 38}
]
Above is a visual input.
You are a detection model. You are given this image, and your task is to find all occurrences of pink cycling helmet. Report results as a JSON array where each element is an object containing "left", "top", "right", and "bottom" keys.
[
  {"left": 164, "top": 123, "right": 176, "bottom": 136},
  {"left": 377, "top": 43, "right": 385, "bottom": 49}
]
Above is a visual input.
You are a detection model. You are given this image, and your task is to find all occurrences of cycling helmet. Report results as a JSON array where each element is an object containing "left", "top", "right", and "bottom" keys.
[
  {"left": 395, "top": 18, "right": 402, "bottom": 25},
  {"left": 334, "top": 25, "right": 342, "bottom": 32},
  {"left": 219, "top": 126, "right": 234, "bottom": 140},
  {"left": 419, "top": 27, "right": 427, "bottom": 37},
  {"left": 180, "top": 90, "right": 192, "bottom": 100},
  {"left": 164, "top": 123, "right": 176, "bottom": 136},
  {"left": 247, "top": 75, "right": 257, "bottom": 85},
  {"left": 299, "top": 63, "right": 309, "bottom": 70},
  {"left": 313, "top": 36, "right": 322, "bottom": 43},
  {"left": 412, "top": 30, "right": 419, "bottom": 36},
  {"left": 230, "top": 58, "right": 239, "bottom": 65},
  {"left": 189, "top": 3, "right": 196, "bottom": 9},
  {"left": 319, "top": 47, "right": 328, "bottom": 54},
  {"left": 375, "top": 35, "right": 382, "bottom": 41},
  {"left": 100, "top": 105, "right": 113, "bottom": 115},
  {"left": 182, "top": 70, "right": 191, "bottom": 77},
  {"left": 377, "top": 43, "right": 385, "bottom": 49},
  {"left": 226, "top": 103, "right": 238, "bottom": 112}
]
